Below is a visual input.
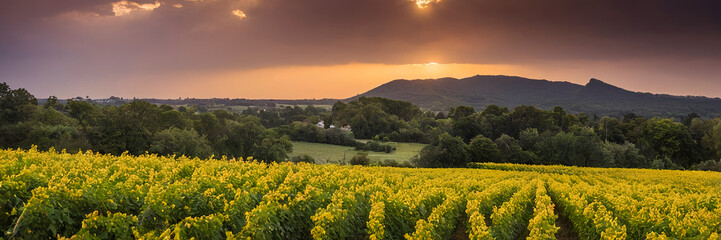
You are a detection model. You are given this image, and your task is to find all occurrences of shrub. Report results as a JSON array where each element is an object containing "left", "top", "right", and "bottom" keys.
[
  {"left": 355, "top": 141, "right": 394, "bottom": 153},
  {"left": 381, "top": 159, "right": 400, "bottom": 167},
  {"left": 691, "top": 159, "right": 721, "bottom": 172},
  {"left": 350, "top": 152, "right": 370, "bottom": 166},
  {"left": 290, "top": 154, "right": 316, "bottom": 164}
]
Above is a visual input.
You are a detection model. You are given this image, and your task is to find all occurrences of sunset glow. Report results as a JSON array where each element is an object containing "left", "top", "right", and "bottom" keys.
[{"left": 414, "top": 0, "right": 441, "bottom": 9}]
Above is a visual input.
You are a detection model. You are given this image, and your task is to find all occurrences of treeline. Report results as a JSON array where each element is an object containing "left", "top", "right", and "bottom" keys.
[
  {"left": 329, "top": 98, "right": 721, "bottom": 170},
  {"left": 0, "top": 83, "right": 292, "bottom": 162},
  {"left": 3, "top": 82, "right": 721, "bottom": 171}
]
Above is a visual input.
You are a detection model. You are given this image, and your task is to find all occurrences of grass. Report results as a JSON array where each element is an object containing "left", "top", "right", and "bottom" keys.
[{"left": 290, "top": 141, "right": 426, "bottom": 165}]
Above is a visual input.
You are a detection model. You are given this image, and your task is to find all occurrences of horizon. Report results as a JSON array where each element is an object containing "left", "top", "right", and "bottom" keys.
[
  {"left": 2, "top": 0, "right": 721, "bottom": 99},
  {"left": 25, "top": 74, "right": 721, "bottom": 101}
]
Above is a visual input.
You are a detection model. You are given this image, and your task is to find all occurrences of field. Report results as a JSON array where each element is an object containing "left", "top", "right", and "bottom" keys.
[
  {"left": 290, "top": 141, "right": 426, "bottom": 165},
  {"left": 1, "top": 149, "right": 721, "bottom": 240}
]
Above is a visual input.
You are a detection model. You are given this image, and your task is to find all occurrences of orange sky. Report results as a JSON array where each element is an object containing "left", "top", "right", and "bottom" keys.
[{"left": 106, "top": 61, "right": 721, "bottom": 99}]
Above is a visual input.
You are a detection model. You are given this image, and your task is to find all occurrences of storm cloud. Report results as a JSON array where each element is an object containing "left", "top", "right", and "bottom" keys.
[{"left": 1, "top": 0, "right": 721, "bottom": 98}]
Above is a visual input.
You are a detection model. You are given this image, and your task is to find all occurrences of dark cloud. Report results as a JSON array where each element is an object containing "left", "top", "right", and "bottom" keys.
[{"left": 1, "top": 0, "right": 720, "bottom": 97}]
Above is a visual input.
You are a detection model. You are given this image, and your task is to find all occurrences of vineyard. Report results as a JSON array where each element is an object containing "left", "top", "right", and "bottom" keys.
[{"left": 1, "top": 148, "right": 720, "bottom": 239}]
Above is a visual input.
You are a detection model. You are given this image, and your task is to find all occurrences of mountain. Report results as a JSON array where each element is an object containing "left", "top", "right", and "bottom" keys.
[{"left": 352, "top": 75, "right": 721, "bottom": 118}]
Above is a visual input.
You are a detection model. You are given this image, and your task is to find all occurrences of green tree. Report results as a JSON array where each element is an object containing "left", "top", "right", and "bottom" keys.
[
  {"left": 604, "top": 142, "right": 647, "bottom": 168},
  {"left": 43, "top": 96, "right": 64, "bottom": 111},
  {"left": 536, "top": 127, "right": 613, "bottom": 167},
  {"left": 451, "top": 114, "right": 482, "bottom": 142},
  {"left": 254, "top": 135, "right": 293, "bottom": 163},
  {"left": 709, "top": 120, "right": 721, "bottom": 159},
  {"left": 495, "top": 134, "right": 538, "bottom": 164},
  {"left": 640, "top": 118, "right": 699, "bottom": 167},
  {"left": 350, "top": 114, "right": 371, "bottom": 139},
  {"left": 598, "top": 116, "right": 625, "bottom": 144},
  {"left": 467, "top": 135, "right": 501, "bottom": 163},
  {"left": 518, "top": 128, "right": 540, "bottom": 150},
  {"left": 0, "top": 82, "right": 37, "bottom": 124},
  {"left": 449, "top": 106, "right": 475, "bottom": 120},
  {"left": 480, "top": 105, "right": 508, "bottom": 117},
  {"left": 150, "top": 128, "right": 213, "bottom": 159},
  {"left": 438, "top": 133, "right": 470, "bottom": 167},
  {"left": 65, "top": 99, "right": 100, "bottom": 135},
  {"left": 414, "top": 133, "right": 469, "bottom": 168},
  {"left": 508, "top": 105, "right": 554, "bottom": 138}
]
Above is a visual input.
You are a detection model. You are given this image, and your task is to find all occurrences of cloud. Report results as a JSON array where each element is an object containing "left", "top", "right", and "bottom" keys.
[
  {"left": 112, "top": 1, "right": 161, "bottom": 16},
  {"left": 231, "top": 9, "right": 246, "bottom": 20},
  {"left": 1, "top": 0, "right": 721, "bottom": 98}
]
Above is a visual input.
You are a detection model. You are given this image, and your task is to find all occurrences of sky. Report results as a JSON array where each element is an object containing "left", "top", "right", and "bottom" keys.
[{"left": 1, "top": 0, "right": 721, "bottom": 99}]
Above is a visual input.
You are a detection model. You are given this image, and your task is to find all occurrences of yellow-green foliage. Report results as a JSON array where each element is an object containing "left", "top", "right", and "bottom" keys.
[
  {"left": 526, "top": 181, "right": 558, "bottom": 240},
  {"left": 1, "top": 148, "right": 720, "bottom": 239}
]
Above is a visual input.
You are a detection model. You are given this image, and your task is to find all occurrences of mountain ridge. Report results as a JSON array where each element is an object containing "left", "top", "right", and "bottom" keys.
[{"left": 351, "top": 75, "right": 721, "bottom": 118}]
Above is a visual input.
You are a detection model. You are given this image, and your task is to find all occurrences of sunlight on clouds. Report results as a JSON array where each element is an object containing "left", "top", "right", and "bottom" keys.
[
  {"left": 414, "top": 0, "right": 441, "bottom": 9},
  {"left": 112, "top": 1, "right": 161, "bottom": 16},
  {"left": 232, "top": 9, "right": 247, "bottom": 20}
]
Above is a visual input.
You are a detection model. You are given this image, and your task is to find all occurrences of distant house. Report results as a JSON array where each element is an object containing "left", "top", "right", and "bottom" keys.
[{"left": 315, "top": 120, "right": 337, "bottom": 129}]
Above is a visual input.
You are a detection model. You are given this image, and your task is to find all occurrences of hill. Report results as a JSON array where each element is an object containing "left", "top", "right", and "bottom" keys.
[{"left": 353, "top": 75, "right": 721, "bottom": 118}]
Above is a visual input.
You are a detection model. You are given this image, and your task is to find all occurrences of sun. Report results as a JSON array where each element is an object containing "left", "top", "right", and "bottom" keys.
[{"left": 414, "top": 0, "right": 441, "bottom": 9}]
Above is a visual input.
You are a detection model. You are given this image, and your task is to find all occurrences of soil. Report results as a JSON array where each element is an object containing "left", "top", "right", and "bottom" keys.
[{"left": 554, "top": 204, "right": 579, "bottom": 240}]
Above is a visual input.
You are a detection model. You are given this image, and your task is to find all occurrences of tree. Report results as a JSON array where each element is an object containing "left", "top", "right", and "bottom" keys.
[
  {"left": 480, "top": 105, "right": 508, "bottom": 117},
  {"left": 350, "top": 114, "right": 371, "bottom": 139},
  {"left": 438, "top": 133, "right": 470, "bottom": 167},
  {"left": 150, "top": 128, "right": 213, "bottom": 159},
  {"left": 518, "top": 128, "right": 540, "bottom": 150},
  {"left": 682, "top": 113, "right": 700, "bottom": 127},
  {"left": 640, "top": 118, "right": 699, "bottom": 167},
  {"left": 254, "top": 135, "right": 293, "bottom": 163},
  {"left": 0, "top": 82, "right": 37, "bottom": 124},
  {"left": 536, "top": 127, "right": 613, "bottom": 167},
  {"left": 65, "top": 99, "right": 100, "bottom": 135},
  {"left": 551, "top": 106, "right": 566, "bottom": 127},
  {"left": 467, "top": 135, "right": 501, "bottom": 163},
  {"left": 604, "top": 142, "right": 647, "bottom": 168},
  {"left": 598, "top": 116, "right": 625, "bottom": 144},
  {"left": 449, "top": 106, "right": 475, "bottom": 120},
  {"left": 495, "top": 134, "right": 538, "bottom": 164},
  {"left": 413, "top": 133, "right": 469, "bottom": 168},
  {"left": 43, "top": 96, "right": 64, "bottom": 111},
  {"left": 96, "top": 101, "right": 163, "bottom": 155},
  {"left": 451, "top": 114, "right": 482, "bottom": 142},
  {"left": 508, "top": 105, "right": 554, "bottom": 138},
  {"left": 709, "top": 120, "right": 721, "bottom": 159},
  {"left": 217, "top": 116, "right": 267, "bottom": 159}
]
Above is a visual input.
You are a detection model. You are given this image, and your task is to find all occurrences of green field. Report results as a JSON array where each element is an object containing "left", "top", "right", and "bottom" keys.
[{"left": 290, "top": 141, "right": 426, "bottom": 164}]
